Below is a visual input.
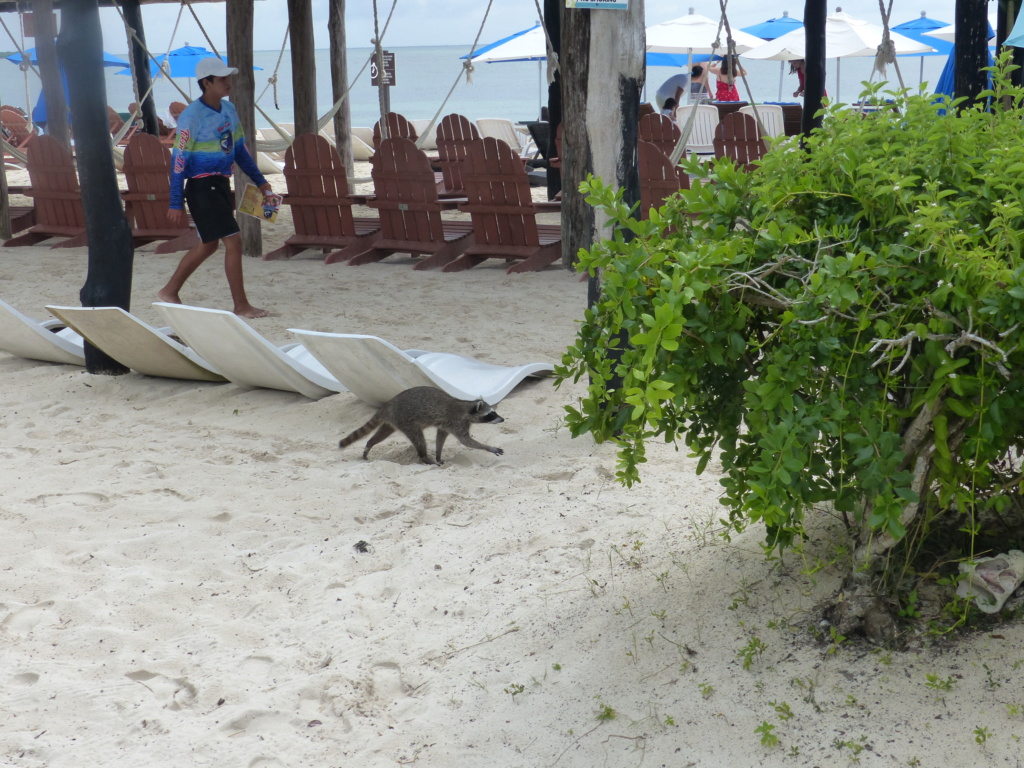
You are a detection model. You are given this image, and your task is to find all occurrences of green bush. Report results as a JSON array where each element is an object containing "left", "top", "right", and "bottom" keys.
[{"left": 557, "top": 64, "right": 1024, "bottom": 583}]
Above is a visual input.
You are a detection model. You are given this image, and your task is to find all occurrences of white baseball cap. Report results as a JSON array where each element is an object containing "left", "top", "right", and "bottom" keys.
[{"left": 195, "top": 57, "right": 238, "bottom": 80}]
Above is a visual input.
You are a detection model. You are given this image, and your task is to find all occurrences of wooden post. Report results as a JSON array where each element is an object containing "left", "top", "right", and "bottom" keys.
[
  {"left": 227, "top": 0, "right": 262, "bottom": 258},
  {"left": 0, "top": 94, "right": 10, "bottom": 241},
  {"left": 328, "top": 0, "right": 355, "bottom": 183},
  {"left": 544, "top": 0, "right": 562, "bottom": 201},
  {"left": 287, "top": 0, "right": 318, "bottom": 135},
  {"left": 121, "top": 0, "right": 160, "bottom": 136},
  {"left": 956, "top": 0, "right": 994, "bottom": 103},
  {"left": 57, "top": 0, "right": 134, "bottom": 375},
  {"left": 560, "top": 2, "right": 644, "bottom": 270},
  {"left": 33, "top": 0, "right": 70, "bottom": 152},
  {"left": 802, "top": 0, "right": 826, "bottom": 136}
]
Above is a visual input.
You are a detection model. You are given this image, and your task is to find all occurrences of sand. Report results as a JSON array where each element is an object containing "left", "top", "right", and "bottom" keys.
[{"left": 1, "top": 165, "right": 1023, "bottom": 768}]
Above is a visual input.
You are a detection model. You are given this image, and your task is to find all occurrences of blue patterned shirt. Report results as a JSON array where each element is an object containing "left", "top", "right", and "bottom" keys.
[{"left": 169, "top": 98, "right": 266, "bottom": 210}]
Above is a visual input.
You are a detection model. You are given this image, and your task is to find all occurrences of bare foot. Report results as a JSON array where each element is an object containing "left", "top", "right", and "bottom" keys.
[
  {"left": 234, "top": 304, "right": 271, "bottom": 319},
  {"left": 156, "top": 288, "right": 182, "bottom": 304}
]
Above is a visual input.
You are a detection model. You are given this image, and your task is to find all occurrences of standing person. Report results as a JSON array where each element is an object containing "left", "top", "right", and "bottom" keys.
[
  {"left": 790, "top": 59, "right": 806, "bottom": 98},
  {"left": 159, "top": 58, "right": 273, "bottom": 319},
  {"left": 709, "top": 55, "right": 747, "bottom": 102},
  {"left": 655, "top": 72, "right": 690, "bottom": 110},
  {"left": 689, "top": 64, "right": 710, "bottom": 102}
]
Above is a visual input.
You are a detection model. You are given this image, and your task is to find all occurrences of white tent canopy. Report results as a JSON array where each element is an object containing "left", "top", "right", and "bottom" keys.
[{"left": 646, "top": 11, "right": 765, "bottom": 55}]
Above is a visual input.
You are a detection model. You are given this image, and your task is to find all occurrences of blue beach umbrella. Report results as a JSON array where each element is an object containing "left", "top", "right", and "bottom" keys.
[
  {"left": 892, "top": 13, "right": 953, "bottom": 86},
  {"left": 1003, "top": 6, "right": 1024, "bottom": 47},
  {"left": 742, "top": 12, "right": 804, "bottom": 101}
]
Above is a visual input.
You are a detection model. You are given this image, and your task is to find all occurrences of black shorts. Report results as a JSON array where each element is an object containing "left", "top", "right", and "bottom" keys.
[{"left": 184, "top": 175, "right": 239, "bottom": 244}]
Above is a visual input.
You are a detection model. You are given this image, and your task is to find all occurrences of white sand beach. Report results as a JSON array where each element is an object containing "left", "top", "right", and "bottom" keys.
[{"left": 1, "top": 166, "right": 1023, "bottom": 768}]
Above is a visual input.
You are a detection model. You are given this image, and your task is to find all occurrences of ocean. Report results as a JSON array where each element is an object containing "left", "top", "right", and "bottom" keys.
[{"left": 1, "top": 45, "right": 952, "bottom": 130}]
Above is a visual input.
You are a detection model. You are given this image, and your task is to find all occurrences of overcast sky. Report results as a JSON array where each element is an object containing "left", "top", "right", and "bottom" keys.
[{"left": 73, "top": 0, "right": 970, "bottom": 54}]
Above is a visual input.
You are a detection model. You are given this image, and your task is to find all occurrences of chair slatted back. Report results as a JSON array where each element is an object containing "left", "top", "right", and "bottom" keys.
[
  {"left": 676, "top": 104, "right": 720, "bottom": 154},
  {"left": 638, "top": 140, "right": 690, "bottom": 220},
  {"left": 435, "top": 113, "right": 480, "bottom": 195},
  {"left": 372, "top": 112, "right": 418, "bottom": 149},
  {"left": 25, "top": 135, "right": 84, "bottom": 233},
  {"left": 122, "top": 133, "right": 176, "bottom": 232},
  {"left": 2, "top": 105, "right": 37, "bottom": 149},
  {"left": 638, "top": 113, "right": 682, "bottom": 159},
  {"left": 370, "top": 137, "right": 447, "bottom": 244},
  {"left": 460, "top": 136, "right": 540, "bottom": 249},
  {"left": 281, "top": 133, "right": 356, "bottom": 239},
  {"left": 738, "top": 105, "right": 785, "bottom": 139},
  {"left": 713, "top": 112, "right": 767, "bottom": 169}
]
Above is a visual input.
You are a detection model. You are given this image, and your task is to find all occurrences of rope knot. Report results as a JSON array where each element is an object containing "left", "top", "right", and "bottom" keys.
[
  {"left": 874, "top": 38, "right": 896, "bottom": 75},
  {"left": 462, "top": 58, "right": 475, "bottom": 84}
]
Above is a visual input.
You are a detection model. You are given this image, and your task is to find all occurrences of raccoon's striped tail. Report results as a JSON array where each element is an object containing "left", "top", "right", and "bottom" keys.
[{"left": 339, "top": 417, "right": 380, "bottom": 449}]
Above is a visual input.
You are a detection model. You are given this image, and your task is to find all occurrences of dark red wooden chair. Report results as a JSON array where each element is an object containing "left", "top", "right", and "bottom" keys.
[
  {"left": 2, "top": 135, "right": 87, "bottom": 248},
  {"left": 348, "top": 137, "right": 473, "bottom": 269},
  {"left": 712, "top": 112, "right": 767, "bottom": 171},
  {"left": 446, "top": 136, "right": 561, "bottom": 273},
  {"left": 435, "top": 113, "right": 479, "bottom": 196},
  {"left": 638, "top": 113, "right": 682, "bottom": 160},
  {"left": 263, "top": 132, "right": 381, "bottom": 263},
  {"left": 120, "top": 132, "right": 198, "bottom": 253},
  {"left": 637, "top": 140, "right": 690, "bottom": 223}
]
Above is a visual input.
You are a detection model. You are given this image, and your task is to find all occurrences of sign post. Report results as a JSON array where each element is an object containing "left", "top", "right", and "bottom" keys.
[{"left": 370, "top": 50, "right": 397, "bottom": 115}]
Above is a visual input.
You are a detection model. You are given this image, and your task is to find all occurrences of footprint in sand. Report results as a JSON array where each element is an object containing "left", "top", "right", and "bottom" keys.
[
  {"left": 371, "top": 661, "right": 408, "bottom": 701},
  {"left": 0, "top": 601, "right": 57, "bottom": 636},
  {"left": 248, "top": 758, "right": 287, "bottom": 768},
  {"left": 10, "top": 672, "right": 40, "bottom": 686},
  {"left": 125, "top": 670, "right": 197, "bottom": 711},
  {"left": 27, "top": 491, "right": 110, "bottom": 508}
]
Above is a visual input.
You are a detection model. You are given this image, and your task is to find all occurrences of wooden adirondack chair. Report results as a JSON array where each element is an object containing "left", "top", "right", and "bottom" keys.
[
  {"left": 1, "top": 105, "right": 37, "bottom": 150},
  {"left": 2, "top": 135, "right": 87, "bottom": 248},
  {"left": 120, "top": 132, "right": 197, "bottom": 253},
  {"left": 347, "top": 137, "right": 473, "bottom": 269},
  {"left": 371, "top": 112, "right": 418, "bottom": 149},
  {"left": 444, "top": 136, "right": 561, "bottom": 274},
  {"left": 637, "top": 140, "right": 690, "bottom": 222},
  {"left": 263, "top": 132, "right": 381, "bottom": 263},
  {"left": 435, "top": 113, "right": 479, "bottom": 196},
  {"left": 638, "top": 113, "right": 682, "bottom": 159},
  {"left": 713, "top": 112, "right": 767, "bottom": 171},
  {"left": 107, "top": 106, "right": 138, "bottom": 147}
]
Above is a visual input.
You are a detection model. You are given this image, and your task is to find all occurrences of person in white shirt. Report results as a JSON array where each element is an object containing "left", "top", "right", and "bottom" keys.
[{"left": 655, "top": 73, "right": 689, "bottom": 110}]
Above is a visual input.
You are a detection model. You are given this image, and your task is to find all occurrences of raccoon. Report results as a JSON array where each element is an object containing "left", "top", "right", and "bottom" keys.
[{"left": 339, "top": 386, "right": 505, "bottom": 465}]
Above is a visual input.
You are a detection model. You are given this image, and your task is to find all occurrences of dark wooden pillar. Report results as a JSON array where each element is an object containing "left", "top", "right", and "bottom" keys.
[
  {"left": 57, "top": 0, "right": 134, "bottom": 375},
  {"left": 121, "top": 0, "right": 160, "bottom": 136},
  {"left": 0, "top": 98, "right": 10, "bottom": 240},
  {"left": 227, "top": 0, "right": 262, "bottom": 258},
  {"left": 955, "top": 0, "right": 991, "bottom": 104},
  {"left": 329, "top": 0, "right": 355, "bottom": 181},
  {"left": 287, "top": 0, "right": 318, "bottom": 135},
  {"left": 545, "top": 0, "right": 562, "bottom": 201},
  {"left": 33, "top": 0, "right": 70, "bottom": 152},
  {"left": 802, "top": 0, "right": 826, "bottom": 135},
  {"left": 561, "top": 3, "right": 644, "bottom": 270}
]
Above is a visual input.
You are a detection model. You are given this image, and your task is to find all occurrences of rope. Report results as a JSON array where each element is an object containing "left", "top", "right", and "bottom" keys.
[
  {"left": 0, "top": 15, "right": 39, "bottom": 118},
  {"left": 873, "top": 0, "right": 905, "bottom": 90},
  {"left": 111, "top": 0, "right": 193, "bottom": 103},
  {"left": 256, "top": 25, "right": 291, "bottom": 110},
  {"left": 412, "top": 0, "right": 495, "bottom": 149},
  {"left": 532, "top": 0, "right": 560, "bottom": 84},
  {"left": 189, "top": 3, "right": 222, "bottom": 58}
]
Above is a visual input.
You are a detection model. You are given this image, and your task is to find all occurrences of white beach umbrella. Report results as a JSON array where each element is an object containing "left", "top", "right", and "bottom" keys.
[
  {"left": 742, "top": 10, "right": 934, "bottom": 99},
  {"left": 923, "top": 18, "right": 997, "bottom": 44},
  {"left": 647, "top": 10, "right": 766, "bottom": 54}
]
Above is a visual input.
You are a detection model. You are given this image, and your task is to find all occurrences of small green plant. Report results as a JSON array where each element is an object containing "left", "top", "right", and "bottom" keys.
[
  {"left": 503, "top": 683, "right": 525, "bottom": 700},
  {"left": 552, "top": 662, "right": 562, "bottom": 671},
  {"left": 827, "top": 625, "right": 847, "bottom": 655},
  {"left": 596, "top": 703, "right": 617, "bottom": 721},
  {"left": 770, "top": 700, "right": 794, "bottom": 721},
  {"left": 664, "top": 714, "right": 676, "bottom": 726},
  {"left": 833, "top": 735, "right": 868, "bottom": 761},
  {"left": 1007, "top": 703, "right": 1021, "bottom": 717},
  {"left": 698, "top": 681, "right": 714, "bottom": 699},
  {"left": 737, "top": 636, "right": 767, "bottom": 670},
  {"left": 755, "top": 721, "right": 778, "bottom": 748},
  {"left": 898, "top": 589, "right": 922, "bottom": 619},
  {"left": 974, "top": 725, "right": 992, "bottom": 744},
  {"left": 788, "top": 745, "right": 800, "bottom": 757},
  {"left": 925, "top": 673, "right": 956, "bottom": 692},
  {"left": 651, "top": 608, "right": 668, "bottom": 621},
  {"left": 983, "top": 663, "right": 1001, "bottom": 690},
  {"left": 907, "top": 757, "right": 921, "bottom": 767}
]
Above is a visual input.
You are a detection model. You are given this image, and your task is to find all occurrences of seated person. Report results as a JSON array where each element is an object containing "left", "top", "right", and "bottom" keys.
[{"left": 660, "top": 97, "right": 678, "bottom": 121}]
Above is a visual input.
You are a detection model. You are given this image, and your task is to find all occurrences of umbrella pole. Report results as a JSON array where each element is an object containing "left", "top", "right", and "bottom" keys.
[
  {"left": 836, "top": 57, "right": 840, "bottom": 101},
  {"left": 778, "top": 61, "right": 784, "bottom": 101},
  {"left": 686, "top": 50, "right": 692, "bottom": 104},
  {"left": 538, "top": 60, "right": 542, "bottom": 118},
  {"left": 919, "top": 56, "right": 924, "bottom": 86}
]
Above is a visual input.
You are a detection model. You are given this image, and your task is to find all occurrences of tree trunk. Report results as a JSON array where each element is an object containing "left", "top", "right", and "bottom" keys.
[
  {"left": 544, "top": 0, "right": 562, "bottom": 201},
  {"left": 57, "top": 0, "right": 134, "bottom": 375},
  {"left": 34, "top": 0, "right": 69, "bottom": 152},
  {"left": 121, "top": 0, "right": 160, "bottom": 136},
  {"left": 802, "top": 0, "right": 826, "bottom": 136},
  {"left": 560, "top": 4, "right": 644, "bottom": 270},
  {"left": 955, "top": 0, "right": 991, "bottom": 104},
  {"left": 329, "top": 0, "right": 355, "bottom": 186},
  {"left": 287, "top": 0, "right": 318, "bottom": 135},
  {"left": 227, "top": 0, "right": 262, "bottom": 258}
]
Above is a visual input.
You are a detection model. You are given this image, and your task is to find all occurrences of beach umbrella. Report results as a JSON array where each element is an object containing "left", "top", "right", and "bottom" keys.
[
  {"left": 742, "top": 11, "right": 934, "bottom": 99},
  {"left": 922, "top": 19, "right": 996, "bottom": 44},
  {"left": 741, "top": 12, "right": 804, "bottom": 100},
  {"left": 892, "top": 13, "right": 952, "bottom": 86},
  {"left": 1006, "top": 7, "right": 1024, "bottom": 47},
  {"left": 5, "top": 47, "right": 129, "bottom": 68}
]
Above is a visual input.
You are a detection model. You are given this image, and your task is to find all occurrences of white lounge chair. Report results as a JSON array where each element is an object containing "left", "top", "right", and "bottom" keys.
[
  {"left": 289, "top": 329, "right": 552, "bottom": 407},
  {"left": 738, "top": 105, "right": 786, "bottom": 139},
  {"left": 45, "top": 305, "right": 225, "bottom": 382},
  {"left": 0, "top": 298, "right": 85, "bottom": 365},
  {"left": 153, "top": 303, "right": 344, "bottom": 400},
  {"left": 676, "top": 104, "right": 720, "bottom": 155},
  {"left": 475, "top": 117, "right": 529, "bottom": 156}
]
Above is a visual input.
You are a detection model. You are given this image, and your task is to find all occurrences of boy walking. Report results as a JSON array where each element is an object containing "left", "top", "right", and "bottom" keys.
[{"left": 159, "top": 58, "right": 273, "bottom": 318}]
